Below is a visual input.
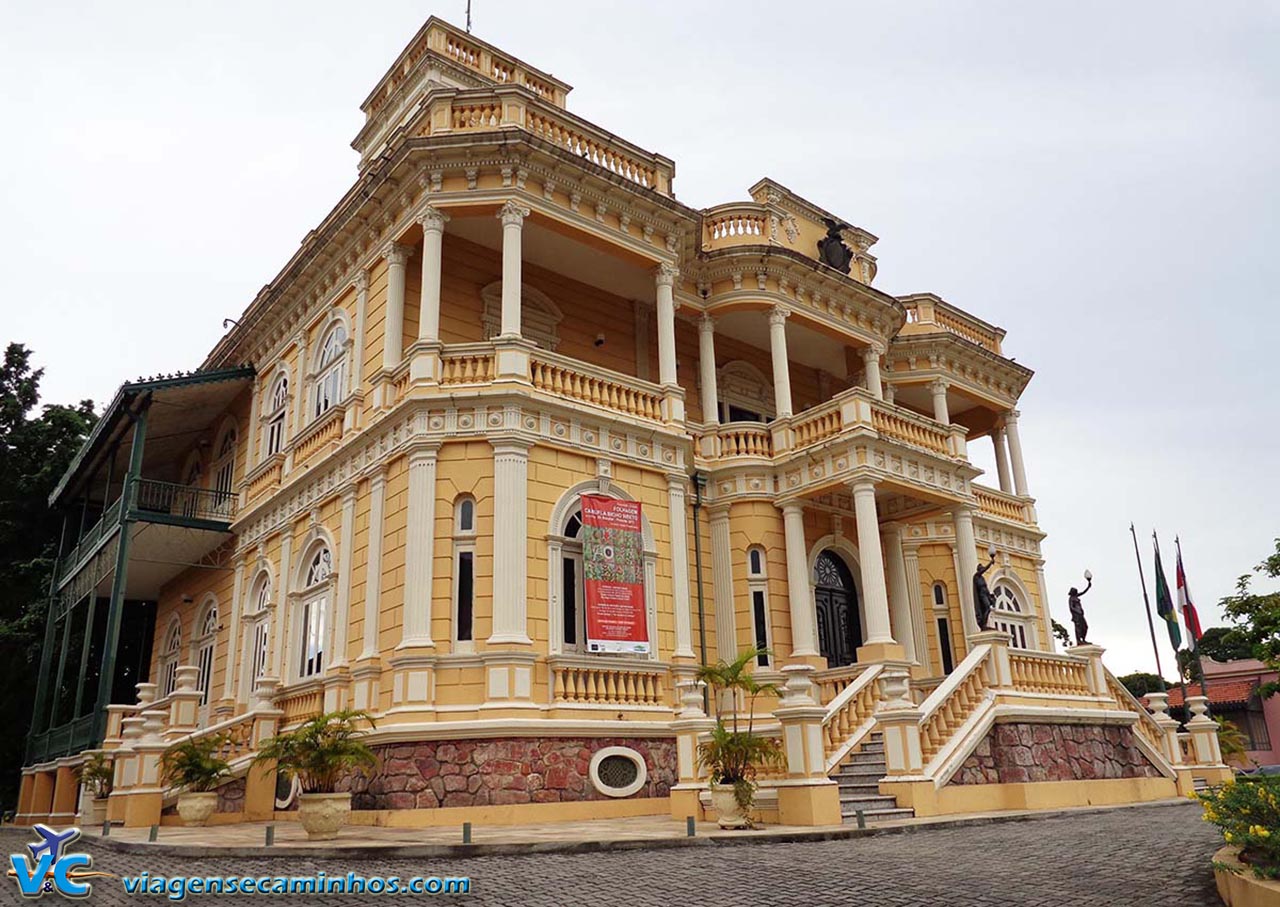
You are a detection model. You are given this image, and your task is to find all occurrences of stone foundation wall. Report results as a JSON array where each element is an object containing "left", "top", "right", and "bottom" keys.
[
  {"left": 217, "top": 777, "right": 246, "bottom": 813},
  {"left": 341, "top": 737, "right": 676, "bottom": 810},
  {"left": 950, "top": 723, "right": 1162, "bottom": 785}
]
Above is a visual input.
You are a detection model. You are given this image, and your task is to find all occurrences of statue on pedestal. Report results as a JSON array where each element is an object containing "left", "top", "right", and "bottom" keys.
[
  {"left": 973, "top": 546, "right": 998, "bottom": 631},
  {"left": 1069, "top": 570, "right": 1093, "bottom": 645}
]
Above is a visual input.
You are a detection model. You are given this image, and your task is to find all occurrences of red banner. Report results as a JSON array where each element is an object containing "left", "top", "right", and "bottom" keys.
[{"left": 581, "top": 494, "right": 649, "bottom": 655}]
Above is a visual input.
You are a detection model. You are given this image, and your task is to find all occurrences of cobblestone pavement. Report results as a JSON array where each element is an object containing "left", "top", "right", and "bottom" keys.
[{"left": 0, "top": 801, "right": 1221, "bottom": 906}]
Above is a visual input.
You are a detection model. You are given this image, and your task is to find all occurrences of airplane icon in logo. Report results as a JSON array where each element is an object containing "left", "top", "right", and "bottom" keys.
[{"left": 26, "top": 826, "right": 80, "bottom": 865}]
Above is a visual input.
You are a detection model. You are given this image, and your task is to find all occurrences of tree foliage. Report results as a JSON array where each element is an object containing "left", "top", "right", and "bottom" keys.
[
  {"left": 1176, "top": 648, "right": 1204, "bottom": 684},
  {"left": 1220, "top": 538, "right": 1280, "bottom": 699},
  {"left": 1117, "top": 671, "right": 1170, "bottom": 698},
  {"left": 1198, "top": 626, "right": 1256, "bottom": 663},
  {"left": 0, "top": 343, "right": 95, "bottom": 805},
  {"left": 1051, "top": 619, "right": 1071, "bottom": 649}
]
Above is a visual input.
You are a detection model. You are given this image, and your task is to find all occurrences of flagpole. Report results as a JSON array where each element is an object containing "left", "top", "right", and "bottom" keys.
[
  {"left": 1154, "top": 531, "right": 1190, "bottom": 718},
  {"left": 1177, "top": 535, "right": 1211, "bottom": 703},
  {"left": 1129, "top": 523, "right": 1167, "bottom": 692}
]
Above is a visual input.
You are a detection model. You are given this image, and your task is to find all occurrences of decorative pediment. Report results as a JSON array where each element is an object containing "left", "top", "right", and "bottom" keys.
[
  {"left": 480, "top": 282, "right": 563, "bottom": 351},
  {"left": 717, "top": 360, "right": 774, "bottom": 418}
]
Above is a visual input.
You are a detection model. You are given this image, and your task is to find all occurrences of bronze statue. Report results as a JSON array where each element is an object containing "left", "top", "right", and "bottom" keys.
[
  {"left": 973, "top": 548, "right": 997, "bottom": 631},
  {"left": 817, "top": 218, "right": 854, "bottom": 274},
  {"left": 1069, "top": 570, "right": 1093, "bottom": 645}
]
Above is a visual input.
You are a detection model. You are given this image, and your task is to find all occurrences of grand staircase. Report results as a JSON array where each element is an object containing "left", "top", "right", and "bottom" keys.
[{"left": 830, "top": 733, "right": 914, "bottom": 824}]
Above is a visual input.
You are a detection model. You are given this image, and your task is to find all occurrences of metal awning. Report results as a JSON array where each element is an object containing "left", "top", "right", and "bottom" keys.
[{"left": 49, "top": 367, "right": 255, "bottom": 509}]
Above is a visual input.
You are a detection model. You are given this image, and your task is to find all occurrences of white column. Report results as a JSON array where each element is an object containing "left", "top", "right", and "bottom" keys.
[
  {"left": 655, "top": 264, "right": 679, "bottom": 387},
  {"left": 882, "top": 523, "right": 916, "bottom": 662},
  {"left": 290, "top": 334, "right": 307, "bottom": 436},
  {"left": 490, "top": 439, "right": 532, "bottom": 645},
  {"left": 697, "top": 314, "right": 719, "bottom": 425},
  {"left": 498, "top": 202, "right": 529, "bottom": 338},
  {"left": 332, "top": 487, "right": 357, "bottom": 668},
  {"left": 382, "top": 244, "right": 410, "bottom": 370},
  {"left": 1035, "top": 562, "right": 1053, "bottom": 651},
  {"left": 1003, "top": 409, "right": 1029, "bottom": 496},
  {"left": 416, "top": 206, "right": 448, "bottom": 344},
  {"left": 992, "top": 427, "right": 1013, "bottom": 494},
  {"left": 400, "top": 444, "right": 439, "bottom": 648},
  {"left": 852, "top": 481, "right": 894, "bottom": 645},
  {"left": 352, "top": 271, "right": 369, "bottom": 390},
  {"left": 709, "top": 505, "right": 736, "bottom": 660},
  {"left": 781, "top": 501, "right": 818, "bottom": 658},
  {"left": 667, "top": 476, "right": 695, "bottom": 660},
  {"left": 272, "top": 529, "right": 293, "bottom": 677},
  {"left": 221, "top": 559, "right": 245, "bottom": 700},
  {"left": 767, "top": 305, "right": 794, "bottom": 418},
  {"left": 953, "top": 506, "right": 981, "bottom": 639},
  {"left": 929, "top": 378, "right": 950, "bottom": 424},
  {"left": 862, "top": 343, "right": 885, "bottom": 400},
  {"left": 903, "top": 543, "right": 932, "bottom": 673},
  {"left": 360, "top": 469, "right": 388, "bottom": 661}
]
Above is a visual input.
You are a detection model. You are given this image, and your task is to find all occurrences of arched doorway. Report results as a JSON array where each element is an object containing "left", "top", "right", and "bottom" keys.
[{"left": 814, "top": 551, "right": 862, "bottom": 667}]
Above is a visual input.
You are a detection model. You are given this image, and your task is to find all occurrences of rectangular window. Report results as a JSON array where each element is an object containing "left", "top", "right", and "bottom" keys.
[
  {"left": 456, "top": 551, "right": 474, "bottom": 642},
  {"left": 267, "top": 416, "right": 284, "bottom": 455},
  {"left": 562, "top": 556, "right": 577, "bottom": 646},
  {"left": 937, "top": 618, "right": 954, "bottom": 674},
  {"left": 751, "top": 590, "right": 770, "bottom": 666},
  {"left": 299, "top": 597, "right": 326, "bottom": 678},
  {"left": 251, "top": 621, "right": 270, "bottom": 680}
]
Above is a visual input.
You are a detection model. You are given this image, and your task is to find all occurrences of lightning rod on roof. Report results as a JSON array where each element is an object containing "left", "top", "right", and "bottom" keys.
[{"left": 466, "top": 0, "right": 472, "bottom": 33}]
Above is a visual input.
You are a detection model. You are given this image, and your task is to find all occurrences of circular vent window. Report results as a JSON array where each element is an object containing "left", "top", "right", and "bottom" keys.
[{"left": 589, "top": 746, "right": 648, "bottom": 798}]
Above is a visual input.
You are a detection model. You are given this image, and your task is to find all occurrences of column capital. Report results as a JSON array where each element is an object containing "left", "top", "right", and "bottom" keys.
[
  {"left": 383, "top": 242, "right": 411, "bottom": 267},
  {"left": 416, "top": 204, "right": 450, "bottom": 233},
  {"left": 489, "top": 436, "right": 534, "bottom": 457},
  {"left": 1003, "top": 408, "right": 1021, "bottom": 425},
  {"left": 880, "top": 520, "right": 906, "bottom": 536},
  {"left": 654, "top": 262, "right": 680, "bottom": 287},
  {"left": 778, "top": 499, "right": 806, "bottom": 517},
  {"left": 862, "top": 342, "right": 885, "bottom": 361},
  {"left": 497, "top": 200, "right": 530, "bottom": 226},
  {"left": 850, "top": 477, "right": 878, "bottom": 496},
  {"left": 352, "top": 270, "right": 370, "bottom": 293},
  {"left": 698, "top": 312, "right": 716, "bottom": 334},
  {"left": 767, "top": 304, "right": 790, "bottom": 327},
  {"left": 341, "top": 485, "right": 358, "bottom": 506},
  {"left": 929, "top": 377, "right": 950, "bottom": 394},
  {"left": 407, "top": 441, "right": 442, "bottom": 466}
]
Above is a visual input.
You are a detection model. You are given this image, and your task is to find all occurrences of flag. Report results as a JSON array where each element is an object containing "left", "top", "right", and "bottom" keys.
[
  {"left": 1176, "top": 540, "right": 1204, "bottom": 650},
  {"left": 1153, "top": 534, "right": 1182, "bottom": 650}
]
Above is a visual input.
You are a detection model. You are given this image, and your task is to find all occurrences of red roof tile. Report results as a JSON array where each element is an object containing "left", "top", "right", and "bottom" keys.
[{"left": 1149, "top": 679, "right": 1257, "bottom": 709}]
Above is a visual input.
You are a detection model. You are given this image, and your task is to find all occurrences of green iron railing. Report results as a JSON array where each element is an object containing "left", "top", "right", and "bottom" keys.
[{"left": 132, "top": 478, "right": 237, "bottom": 524}]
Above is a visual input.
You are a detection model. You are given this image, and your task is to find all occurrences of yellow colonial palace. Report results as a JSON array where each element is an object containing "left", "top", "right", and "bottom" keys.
[{"left": 18, "top": 18, "right": 1227, "bottom": 830}]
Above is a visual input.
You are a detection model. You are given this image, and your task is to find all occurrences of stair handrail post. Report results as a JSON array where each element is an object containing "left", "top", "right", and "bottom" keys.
[
  {"left": 1145, "top": 691, "right": 1184, "bottom": 766},
  {"left": 876, "top": 665, "right": 925, "bottom": 777},
  {"left": 773, "top": 665, "right": 842, "bottom": 826}
]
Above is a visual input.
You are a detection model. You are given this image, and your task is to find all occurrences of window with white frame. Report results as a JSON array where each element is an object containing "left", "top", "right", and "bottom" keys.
[
  {"left": 193, "top": 600, "right": 218, "bottom": 706},
  {"left": 932, "top": 582, "right": 955, "bottom": 674},
  {"left": 991, "top": 582, "right": 1031, "bottom": 649},
  {"left": 313, "top": 324, "right": 347, "bottom": 418},
  {"left": 452, "top": 496, "right": 476, "bottom": 648},
  {"left": 557, "top": 509, "right": 586, "bottom": 651},
  {"left": 160, "top": 621, "right": 182, "bottom": 696},
  {"left": 298, "top": 547, "right": 332, "bottom": 679},
  {"left": 212, "top": 428, "right": 236, "bottom": 514},
  {"left": 746, "top": 546, "right": 771, "bottom": 666},
  {"left": 247, "top": 573, "right": 272, "bottom": 687},
  {"left": 265, "top": 375, "right": 288, "bottom": 456}
]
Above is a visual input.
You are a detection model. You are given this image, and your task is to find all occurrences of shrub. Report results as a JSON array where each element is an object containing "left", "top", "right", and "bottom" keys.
[
  {"left": 1200, "top": 776, "right": 1280, "bottom": 878},
  {"left": 161, "top": 736, "right": 233, "bottom": 793},
  {"left": 252, "top": 710, "right": 377, "bottom": 794},
  {"left": 74, "top": 752, "right": 113, "bottom": 799}
]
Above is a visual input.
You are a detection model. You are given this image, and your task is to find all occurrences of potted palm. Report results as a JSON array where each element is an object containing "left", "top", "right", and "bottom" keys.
[
  {"left": 696, "top": 647, "right": 784, "bottom": 829},
  {"left": 253, "top": 710, "right": 377, "bottom": 840},
  {"left": 75, "top": 752, "right": 113, "bottom": 826},
  {"left": 161, "top": 735, "right": 232, "bottom": 827}
]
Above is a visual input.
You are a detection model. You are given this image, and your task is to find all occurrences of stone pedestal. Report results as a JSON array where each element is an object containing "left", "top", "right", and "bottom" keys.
[
  {"left": 669, "top": 680, "right": 714, "bottom": 821},
  {"left": 773, "top": 665, "right": 842, "bottom": 826},
  {"left": 1065, "top": 643, "right": 1108, "bottom": 695},
  {"left": 970, "top": 630, "right": 1013, "bottom": 687},
  {"left": 877, "top": 666, "right": 925, "bottom": 777}
]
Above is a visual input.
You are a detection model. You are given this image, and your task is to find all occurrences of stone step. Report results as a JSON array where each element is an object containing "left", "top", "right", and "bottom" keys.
[
  {"left": 832, "top": 766, "right": 886, "bottom": 780},
  {"left": 842, "top": 806, "right": 916, "bottom": 824},
  {"left": 839, "top": 794, "right": 901, "bottom": 811},
  {"left": 844, "top": 751, "right": 887, "bottom": 765},
  {"left": 836, "top": 781, "right": 883, "bottom": 795}
]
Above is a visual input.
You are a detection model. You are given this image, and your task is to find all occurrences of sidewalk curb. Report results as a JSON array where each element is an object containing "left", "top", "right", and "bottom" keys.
[{"left": 88, "top": 798, "right": 1196, "bottom": 862}]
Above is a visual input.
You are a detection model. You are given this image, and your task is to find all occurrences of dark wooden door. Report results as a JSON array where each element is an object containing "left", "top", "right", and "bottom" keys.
[{"left": 814, "top": 552, "right": 862, "bottom": 667}]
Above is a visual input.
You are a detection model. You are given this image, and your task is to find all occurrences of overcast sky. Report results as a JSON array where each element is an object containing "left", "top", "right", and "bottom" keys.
[{"left": 2, "top": 1, "right": 1277, "bottom": 676}]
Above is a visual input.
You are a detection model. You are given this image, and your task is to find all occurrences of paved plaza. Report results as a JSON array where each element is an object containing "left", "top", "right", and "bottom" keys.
[{"left": 0, "top": 801, "right": 1222, "bottom": 906}]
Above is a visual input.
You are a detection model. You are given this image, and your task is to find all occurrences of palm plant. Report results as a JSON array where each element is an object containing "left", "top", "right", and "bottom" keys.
[
  {"left": 161, "top": 735, "right": 233, "bottom": 792},
  {"left": 1216, "top": 717, "right": 1253, "bottom": 769},
  {"left": 695, "top": 647, "right": 784, "bottom": 815},
  {"left": 75, "top": 752, "right": 113, "bottom": 799},
  {"left": 252, "top": 710, "right": 378, "bottom": 794}
]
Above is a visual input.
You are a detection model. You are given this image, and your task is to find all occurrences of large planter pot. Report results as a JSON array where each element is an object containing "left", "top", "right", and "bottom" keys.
[
  {"left": 176, "top": 792, "right": 218, "bottom": 827},
  {"left": 297, "top": 792, "right": 351, "bottom": 840},
  {"left": 79, "top": 797, "right": 109, "bottom": 827},
  {"left": 1213, "top": 845, "right": 1280, "bottom": 907},
  {"left": 710, "top": 782, "right": 752, "bottom": 830}
]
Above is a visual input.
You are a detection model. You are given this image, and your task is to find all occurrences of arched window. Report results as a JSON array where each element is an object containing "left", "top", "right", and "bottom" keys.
[
  {"left": 193, "top": 600, "right": 218, "bottom": 708},
  {"left": 992, "top": 582, "right": 1031, "bottom": 649},
  {"left": 212, "top": 427, "right": 237, "bottom": 515},
  {"left": 558, "top": 509, "right": 586, "bottom": 650},
  {"left": 298, "top": 546, "right": 332, "bottom": 679},
  {"left": 746, "top": 546, "right": 771, "bottom": 666},
  {"left": 247, "top": 573, "right": 272, "bottom": 689},
  {"left": 931, "top": 582, "right": 954, "bottom": 674},
  {"left": 452, "top": 496, "right": 477, "bottom": 649},
  {"left": 160, "top": 621, "right": 182, "bottom": 697},
  {"left": 265, "top": 374, "right": 288, "bottom": 456},
  {"left": 313, "top": 325, "right": 347, "bottom": 418}
]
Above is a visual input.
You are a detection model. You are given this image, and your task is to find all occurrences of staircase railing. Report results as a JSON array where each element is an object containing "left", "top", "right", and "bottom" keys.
[
  {"left": 821, "top": 663, "right": 884, "bottom": 772},
  {"left": 916, "top": 644, "right": 995, "bottom": 768}
]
